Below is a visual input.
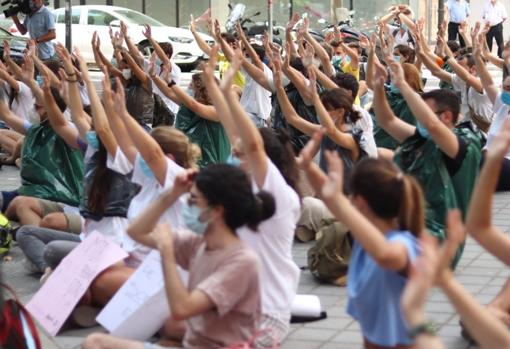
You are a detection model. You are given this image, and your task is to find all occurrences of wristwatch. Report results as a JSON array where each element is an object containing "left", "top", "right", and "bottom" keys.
[{"left": 167, "top": 80, "right": 176, "bottom": 87}]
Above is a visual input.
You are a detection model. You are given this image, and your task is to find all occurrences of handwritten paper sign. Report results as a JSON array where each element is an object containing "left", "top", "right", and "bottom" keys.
[
  {"left": 27, "top": 231, "right": 128, "bottom": 336},
  {"left": 97, "top": 250, "right": 188, "bottom": 340}
]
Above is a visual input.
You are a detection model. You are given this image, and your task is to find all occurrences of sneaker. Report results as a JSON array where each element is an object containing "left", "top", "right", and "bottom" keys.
[
  {"left": 39, "top": 267, "right": 52, "bottom": 284},
  {"left": 71, "top": 305, "right": 100, "bottom": 328}
]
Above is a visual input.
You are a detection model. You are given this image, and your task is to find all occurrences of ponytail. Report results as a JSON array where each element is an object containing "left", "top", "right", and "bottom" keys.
[
  {"left": 246, "top": 191, "right": 276, "bottom": 231},
  {"left": 398, "top": 175, "right": 425, "bottom": 237}
]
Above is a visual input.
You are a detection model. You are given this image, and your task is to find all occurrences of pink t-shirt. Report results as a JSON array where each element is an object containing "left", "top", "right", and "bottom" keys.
[{"left": 173, "top": 230, "right": 262, "bottom": 349}]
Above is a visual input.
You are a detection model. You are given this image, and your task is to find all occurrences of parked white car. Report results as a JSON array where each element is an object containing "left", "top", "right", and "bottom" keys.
[{"left": 12, "top": 5, "right": 213, "bottom": 70}]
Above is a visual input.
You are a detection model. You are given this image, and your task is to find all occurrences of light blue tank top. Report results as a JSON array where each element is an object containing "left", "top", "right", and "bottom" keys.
[{"left": 347, "top": 230, "right": 420, "bottom": 346}]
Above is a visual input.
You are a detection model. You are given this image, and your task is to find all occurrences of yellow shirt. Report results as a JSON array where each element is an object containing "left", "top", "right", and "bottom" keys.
[
  {"left": 218, "top": 53, "right": 245, "bottom": 88},
  {"left": 341, "top": 62, "right": 361, "bottom": 105}
]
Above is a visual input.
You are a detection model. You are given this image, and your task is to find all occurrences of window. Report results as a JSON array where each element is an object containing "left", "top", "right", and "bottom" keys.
[
  {"left": 87, "top": 9, "right": 116, "bottom": 26},
  {"left": 113, "top": 9, "right": 164, "bottom": 26},
  {"left": 55, "top": 8, "right": 81, "bottom": 24}
]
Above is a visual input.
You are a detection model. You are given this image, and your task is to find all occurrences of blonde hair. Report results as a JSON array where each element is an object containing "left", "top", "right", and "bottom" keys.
[
  {"left": 402, "top": 63, "right": 423, "bottom": 93},
  {"left": 150, "top": 126, "right": 201, "bottom": 169}
]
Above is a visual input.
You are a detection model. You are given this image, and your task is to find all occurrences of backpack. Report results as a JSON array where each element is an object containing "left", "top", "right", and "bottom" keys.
[
  {"left": 307, "top": 219, "right": 352, "bottom": 286},
  {"left": 0, "top": 213, "right": 12, "bottom": 256},
  {"left": 0, "top": 283, "right": 42, "bottom": 349}
]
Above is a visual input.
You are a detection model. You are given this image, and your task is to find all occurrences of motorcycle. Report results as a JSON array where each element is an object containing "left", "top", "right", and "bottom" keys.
[{"left": 225, "top": 3, "right": 284, "bottom": 46}]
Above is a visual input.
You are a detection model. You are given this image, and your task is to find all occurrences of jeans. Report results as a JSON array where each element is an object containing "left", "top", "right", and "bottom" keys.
[
  {"left": 16, "top": 226, "right": 80, "bottom": 272},
  {"left": 486, "top": 22, "right": 505, "bottom": 58}
]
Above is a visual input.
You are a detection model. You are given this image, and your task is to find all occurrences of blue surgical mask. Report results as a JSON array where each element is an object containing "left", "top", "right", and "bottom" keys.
[
  {"left": 501, "top": 91, "right": 510, "bottom": 106},
  {"left": 186, "top": 87, "right": 195, "bottom": 97},
  {"left": 36, "top": 75, "right": 43, "bottom": 86},
  {"left": 156, "top": 58, "right": 162, "bottom": 66},
  {"left": 85, "top": 131, "right": 99, "bottom": 150},
  {"left": 226, "top": 154, "right": 241, "bottom": 167},
  {"left": 182, "top": 203, "right": 210, "bottom": 235},
  {"left": 393, "top": 55, "right": 401, "bottom": 63},
  {"left": 416, "top": 122, "right": 430, "bottom": 138},
  {"left": 138, "top": 157, "right": 154, "bottom": 179}
]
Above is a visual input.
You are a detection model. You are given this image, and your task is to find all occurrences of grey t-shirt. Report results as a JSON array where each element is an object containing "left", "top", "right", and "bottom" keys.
[{"left": 24, "top": 6, "right": 55, "bottom": 59}]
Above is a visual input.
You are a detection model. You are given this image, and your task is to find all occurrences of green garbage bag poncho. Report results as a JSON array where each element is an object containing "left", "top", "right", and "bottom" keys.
[
  {"left": 394, "top": 130, "right": 463, "bottom": 267},
  {"left": 439, "top": 62, "right": 455, "bottom": 90},
  {"left": 18, "top": 121, "right": 84, "bottom": 206},
  {"left": 373, "top": 88, "right": 417, "bottom": 150},
  {"left": 175, "top": 105, "right": 230, "bottom": 168}
]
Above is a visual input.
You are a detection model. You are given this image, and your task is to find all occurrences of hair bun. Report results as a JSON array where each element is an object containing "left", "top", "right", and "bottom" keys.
[{"left": 247, "top": 191, "right": 276, "bottom": 230}]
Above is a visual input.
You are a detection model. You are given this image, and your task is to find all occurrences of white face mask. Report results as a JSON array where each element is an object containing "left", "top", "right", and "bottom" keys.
[
  {"left": 122, "top": 69, "right": 132, "bottom": 80},
  {"left": 281, "top": 75, "right": 291, "bottom": 87}
]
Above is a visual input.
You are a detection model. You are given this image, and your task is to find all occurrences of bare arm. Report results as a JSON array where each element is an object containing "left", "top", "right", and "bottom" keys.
[
  {"left": 203, "top": 46, "right": 238, "bottom": 144},
  {"left": 392, "top": 62, "right": 459, "bottom": 158},
  {"left": 372, "top": 63, "right": 415, "bottom": 143},
  {"left": 221, "top": 51, "right": 268, "bottom": 188},
  {"left": 120, "top": 21, "right": 144, "bottom": 65},
  {"left": 473, "top": 36, "right": 499, "bottom": 105},
  {"left": 121, "top": 50, "right": 151, "bottom": 91},
  {"left": 142, "top": 24, "right": 170, "bottom": 66},
  {"left": 170, "top": 84, "right": 219, "bottom": 122},
  {"left": 190, "top": 16, "right": 212, "bottom": 56},
  {"left": 301, "top": 18, "right": 335, "bottom": 77},
  {"left": 466, "top": 120, "right": 510, "bottom": 267},
  {"left": 0, "top": 100, "right": 26, "bottom": 134}
]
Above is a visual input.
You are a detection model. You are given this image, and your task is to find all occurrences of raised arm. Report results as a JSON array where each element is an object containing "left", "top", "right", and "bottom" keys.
[
  {"left": 142, "top": 24, "right": 170, "bottom": 66},
  {"left": 189, "top": 15, "right": 213, "bottom": 57},
  {"left": 466, "top": 119, "right": 510, "bottom": 266},
  {"left": 301, "top": 18, "right": 335, "bottom": 77},
  {"left": 372, "top": 62, "right": 415, "bottom": 143},
  {"left": 285, "top": 13, "right": 300, "bottom": 58},
  {"left": 0, "top": 99, "right": 26, "bottom": 134},
  {"left": 204, "top": 45, "right": 238, "bottom": 144},
  {"left": 310, "top": 148, "right": 410, "bottom": 270},
  {"left": 93, "top": 31, "right": 123, "bottom": 79},
  {"left": 307, "top": 67, "right": 360, "bottom": 159},
  {"left": 473, "top": 35, "right": 500, "bottom": 105},
  {"left": 55, "top": 44, "right": 90, "bottom": 139},
  {"left": 441, "top": 36, "right": 483, "bottom": 93},
  {"left": 273, "top": 55, "right": 320, "bottom": 136},
  {"left": 237, "top": 22, "right": 264, "bottom": 71},
  {"left": 117, "top": 82, "right": 168, "bottom": 185},
  {"left": 109, "top": 79, "right": 137, "bottom": 162},
  {"left": 392, "top": 62, "right": 459, "bottom": 158},
  {"left": 41, "top": 75, "right": 80, "bottom": 149},
  {"left": 221, "top": 51, "right": 268, "bottom": 188},
  {"left": 418, "top": 39, "right": 453, "bottom": 84},
  {"left": 120, "top": 21, "right": 144, "bottom": 65},
  {"left": 169, "top": 82, "right": 219, "bottom": 122}
]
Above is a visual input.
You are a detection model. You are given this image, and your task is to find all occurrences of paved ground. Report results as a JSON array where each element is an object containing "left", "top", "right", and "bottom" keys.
[
  {"left": 4, "top": 165, "right": 508, "bottom": 349},
  {"left": 2, "top": 66, "right": 507, "bottom": 348}
]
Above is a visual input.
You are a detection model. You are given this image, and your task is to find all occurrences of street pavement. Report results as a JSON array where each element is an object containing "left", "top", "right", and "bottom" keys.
[{"left": 1, "top": 67, "right": 507, "bottom": 348}]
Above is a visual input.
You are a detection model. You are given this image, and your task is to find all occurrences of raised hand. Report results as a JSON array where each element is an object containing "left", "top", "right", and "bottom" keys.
[
  {"left": 389, "top": 61, "right": 405, "bottom": 88},
  {"left": 142, "top": 24, "right": 152, "bottom": 39},
  {"left": 213, "top": 19, "right": 221, "bottom": 40},
  {"left": 321, "top": 150, "right": 344, "bottom": 200},
  {"left": 120, "top": 20, "right": 128, "bottom": 37},
  {"left": 148, "top": 51, "right": 157, "bottom": 77},
  {"left": 235, "top": 21, "right": 246, "bottom": 41},
  {"left": 486, "top": 118, "right": 510, "bottom": 160},
  {"left": 286, "top": 12, "right": 300, "bottom": 32},
  {"left": 373, "top": 61, "right": 389, "bottom": 88},
  {"left": 297, "top": 129, "right": 324, "bottom": 169},
  {"left": 470, "top": 21, "right": 481, "bottom": 44},
  {"left": 3, "top": 40, "right": 10, "bottom": 62},
  {"left": 302, "top": 43, "right": 315, "bottom": 68}
]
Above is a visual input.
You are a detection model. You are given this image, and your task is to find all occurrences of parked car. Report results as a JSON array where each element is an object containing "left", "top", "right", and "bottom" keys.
[
  {"left": 0, "top": 26, "right": 28, "bottom": 62},
  {"left": 11, "top": 5, "right": 213, "bottom": 71}
]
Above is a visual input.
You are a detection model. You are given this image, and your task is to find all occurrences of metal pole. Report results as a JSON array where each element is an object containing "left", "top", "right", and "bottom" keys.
[
  {"left": 289, "top": 0, "right": 293, "bottom": 21},
  {"left": 65, "top": 0, "right": 71, "bottom": 52},
  {"left": 438, "top": 0, "right": 445, "bottom": 26},
  {"left": 268, "top": 0, "right": 273, "bottom": 42}
]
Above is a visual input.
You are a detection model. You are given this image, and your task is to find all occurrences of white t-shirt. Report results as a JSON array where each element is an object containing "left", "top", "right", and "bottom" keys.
[
  {"left": 386, "top": 24, "right": 412, "bottom": 47},
  {"left": 240, "top": 64, "right": 273, "bottom": 121},
  {"left": 1, "top": 81, "right": 39, "bottom": 124},
  {"left": 353, "top": 105, "right": 378, "bottom": 158},
  {"left": 452, "top": 74, "right": 494, "bottom": 123},
  {"left": 483, "top": 1, "right": 508, "bottom": 26},
  {"left": 79, "top": 145, "right": 129, "bottom": 245},
  {"left": 107, "top": 149, "right": 187, "bottom": 264},
  {"left": 144, "top": 58, "right": 182, "bottom": 115},
  {"left": 237, "top": 158, "right": 301, "bottom": 319},
  {"left": 487, "top": 93, "right": 510, "bottom": 159}
]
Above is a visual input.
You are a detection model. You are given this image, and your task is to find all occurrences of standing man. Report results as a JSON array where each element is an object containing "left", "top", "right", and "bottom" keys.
[
  {"left": 11, "top": 0, "right": 56, "bottom": 60},
  {"left": 483, "top": 0, "right": 507, "bottom": 58},
  {"left": 445, "top": 0, "right": 470, "bottom": 47}
]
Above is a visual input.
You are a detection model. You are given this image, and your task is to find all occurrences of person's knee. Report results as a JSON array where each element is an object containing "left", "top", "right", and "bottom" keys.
[
  {"left": 82, "top": 333, "right": 108, "bottom": 349},
  {"left": 15, "top": 226, "right": 34, "bottom": 245},
  {"left": 7, "top": 196, "right": 36, "bottom": 219},
  {"left": 40, "top": 213, "right": 69, "bottom": 231}
]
